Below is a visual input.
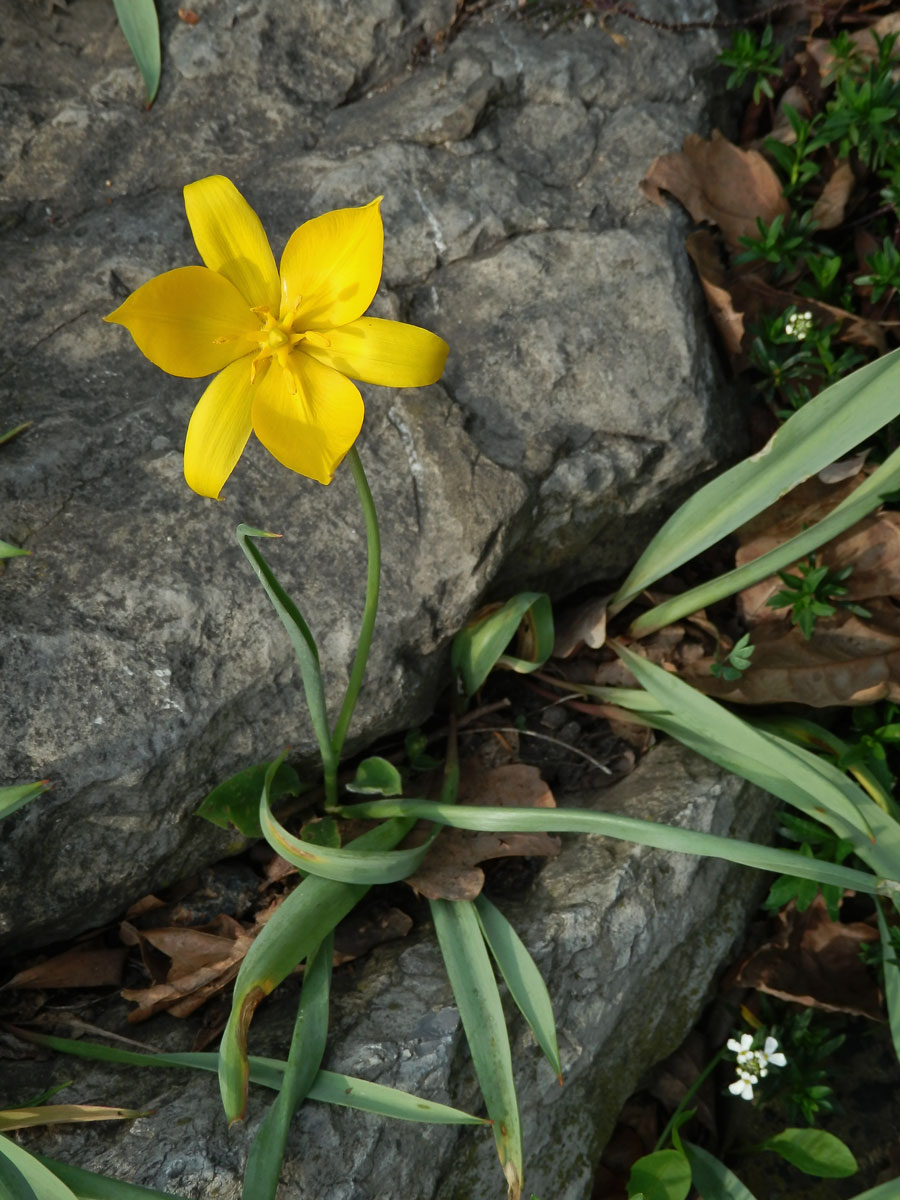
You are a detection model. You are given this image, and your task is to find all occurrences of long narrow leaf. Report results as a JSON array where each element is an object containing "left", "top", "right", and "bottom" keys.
[
  {"left": 0, "top": 1137, "right": 76, "bottom": 1200},
  {"left": 612, "top": 644, "right": 875, "bottom": 842},
  {"left": 610, "top": 346, "right": 900, "bottom": 614},
  {"left": 0, "top": 780, "right": 50, "bottom": 821},
  {"left": 260, "top": 759, "right": 437, "bottom": 884},
  {"left": 35, "top": 1155, "right": 189, "bottom": 1200},
  {"left": 236, "top": 525, "right": 334, "bottom": 776},
  {"left": 631, "top": 440, "right": 900, "bottom": 635},
  {"left": 682, "top": 1140, "right": 758, "bottom": 1199},
  {"left": 0, "top": 1145, "right": 38, "bottom": 1200},
  {"left": 431, "top": 899, "right": 523, "bottom": 1198},
  {"left": 242, "top": 933, "right": 333, "bottom": 1200},
  {"left": 452, "top": 593, "right": 553, "bottom": 697},
  {"left": 876, "top": 901, "right": 900, "bottom": 1064},
  {"left": 112, "top": 0, "right": 161, "bottom": 105},
  {"left": 12, "top": 1032, "right": 487, "bottom": 1126},
  {"left": 219, "top": 817, "right": 413, "bottom": 1122},
  {"left": 0, "top": 1104, "right": 147, "bottom": 1132},
  {"left": 474, "top": 896, "right": 561, "bottom": 1080},
  {"left": 338, "top": 800, "right": 886, "bottom": 895}
]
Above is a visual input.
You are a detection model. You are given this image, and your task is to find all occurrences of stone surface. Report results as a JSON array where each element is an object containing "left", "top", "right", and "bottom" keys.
[
  {"left": 0, "top": 0, "right": 743, "bottom": 949},
  {"left": 13, "top": 743, "right": 774, "bottom": 1200}
]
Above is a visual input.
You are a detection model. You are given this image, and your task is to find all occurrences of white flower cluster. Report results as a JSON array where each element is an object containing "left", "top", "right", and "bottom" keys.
[
  {"left": 726, "top": 1033, "right": 787, "bottom": 1101},
  {"left": 785, "top": 309, "right": 814, "bottom": 340}
]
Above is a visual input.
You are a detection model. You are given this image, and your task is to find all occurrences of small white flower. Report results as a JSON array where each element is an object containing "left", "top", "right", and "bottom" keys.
[
  {"left": 759, "top": 1036, "right": 787, "bottom": 1070},
  {"left": 727, "top": 1034, "right": 754, "bottom": 1056},
  {"left": 785, "top": 310, "right": 814, "bottom": 340},
  {"left": 728, "top": 1068, "right": 758, "bottom": 1101}
]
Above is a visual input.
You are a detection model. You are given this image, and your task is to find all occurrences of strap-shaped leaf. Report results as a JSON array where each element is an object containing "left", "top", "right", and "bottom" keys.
[
  {"left": 0, "top": 781, "right": 50, "bottom": 822},
  {"left": 0, "top": 1142, "right": 38, "bottom": 1200},
  {"left": 236, "top": 525, "right": 335, "bottom": 777},
  {"left": 337, "top": 799, "right": 887, "bottom": 896},
  {"left": 260, "top": 758, "right": 437, "bottom": 883},
  {"left": 611, "top": 345, "right": 900, "bottom": 614},
  {"left": 219, "top": 816, "right": 414, "bottom": 1121},
  {"left": 242, "top": 933, "right": 333, "bottom": 1200},
  {"left": 452, "top": 593, "right": 553, "bottom": 697},
  {"left": 14, "top": 1031, "right": 487, "bottom": 1127},
  {"left": 631, "top": 438, "right": 900, "bottom": 635},
  {"left": 35, "top": 1154, "right": 188, "bottom": 1199},
  {"left": 0, "top": 1136, "right": 76, "bottom": 1200},
  {"left": 474, "top": 896, "right": 561, "bottom": 1080},
  {"left": 112, "top": 0, "right": 161, "bottom": 105},
  {"left": 431, "top": 899, "right": 523, "bottom": 1197}
]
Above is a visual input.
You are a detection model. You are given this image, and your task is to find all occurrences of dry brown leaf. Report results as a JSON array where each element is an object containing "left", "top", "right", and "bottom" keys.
[
  {"left": 766, "top": 84, "right": 813, "bottom": 146},
  {"left": 811, "top": 160, "right": 856, "bottom": 230},
  {"left": 641, "top": 130, "right": 789, "bottom": 251},
  {"left": 733, "top": 895, "right": 881, "bottom": 1019},
  {"left": 3, "top": 946, "right": 127, "bottom": 991},
  {"left": 807, "top": 13, "right": 900, "bottom": 81},
  {"left": 684, "top": 604, "right": 900, "bottom": 707},
  {"left": 0, "top": 1103, "right": 149, "bottom": 1132},
  {"left": 553, "top": 595, "right": 609, "bottom": 657},
  {"left": 406, "top": 761, "right": 560, "bottom": 901},
  {"left": 685, "top": 231, "right": 746, "bottom": 358}
]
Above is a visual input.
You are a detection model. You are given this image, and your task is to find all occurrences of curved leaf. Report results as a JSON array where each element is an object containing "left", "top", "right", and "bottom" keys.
[
  {"left": 112, "top": 0, "right": 161, "bottom": 105},
  {"left": 627, "top": 1149, "right": 691, "bottom": 1200},
  {"left": 452, "top": 593, "right": 553, "bottom": 697},
  {"left": 195, "top": 759, "right": 302, "bottom": 838},
  {"left": 683, "top": 1140, "right": 758, "bottom": 1199},
  {"left": 760, "top": 1129, "right": 857, "bottom": 1178}
]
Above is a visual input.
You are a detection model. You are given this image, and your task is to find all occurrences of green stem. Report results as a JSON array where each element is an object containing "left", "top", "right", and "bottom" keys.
[
  {"left": 654, "top": 1044, "right": 728, "bottom": 1153},
  {"left": 324, "top": 446, "right": 381, "bottom": 809}
]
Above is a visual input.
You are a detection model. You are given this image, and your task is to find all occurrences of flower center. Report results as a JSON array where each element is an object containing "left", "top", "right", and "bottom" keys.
[{"left": 247, "top": 301, "right": 333, "bottom": 390}]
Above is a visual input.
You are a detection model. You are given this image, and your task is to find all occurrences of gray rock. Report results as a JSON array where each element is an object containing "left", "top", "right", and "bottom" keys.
[
  {"left": 13, "top": 743, "right": 774, "bottom": 1200},
  {"left": 0, "top": 0, "right": 743, "bottom": 952}
]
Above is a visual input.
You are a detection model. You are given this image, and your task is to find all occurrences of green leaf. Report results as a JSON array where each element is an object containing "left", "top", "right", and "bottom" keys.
[
  {"left": 0, "top": 780, "right": 50, "bottom": 822},
  {"left": 431, "top": 899, "right": 523, "bottom": 1195},
  {"left": 683, "top": 1141, "right": 758, "bottom": 1199},
  {"left": 112, "top": 0, "right": 161, "bottom": 105},
  {"left": 195, "top": 759, "right": 302, "bottom": 838},
  {"left": 0, "top": 539, "right": 29, "bottom": 559},
  {"left": 259, "top": 761, "right": 435, "bottom": 884},
  {"left": 451, "top": 593, "right": 553, "bottom": 697},
  {"left": 35, "top": 1155, "right": 189, "bottom": 1199},
  {"left": 242, "top": 933, "right": 333, "bottom": 1200},
  {"left": 474, "top": 895, "right": 561, "bottom": 1079},
  {"left": 13, "top": 1031, "right": 487, "bottom": 1127},
  {"left": 236, "top": 526, "right": 335, "bottom": 780},
  {"left": 338, "top": 799, "right": 886, "bottom": 897},
  {"left": 760, "top": 1128, "right": 857, "bottom": 1178},
  {"left": 0, "top": 422, "right": 30, "bottom": 447},
  {"left": 876, "top": 900, "right": 900, "bottom": 1063},
  {"left": 0, "top": 1142, "right": 38, "bottom": 1200},
  {"left": 0, "top": 1136, "right": 76, "bottom": 1200},
  {"left": 346, "top": 756, "right": 403, "bottom": 796},
  {"left": 612, "top": 345, "right": 900, "bottom": 616},
  {"left": 627, "top": 1149, "right": 691, "bottom": 1200},
  {"left": 218, "top": 816, "right": 415, "bottom": 1122}
]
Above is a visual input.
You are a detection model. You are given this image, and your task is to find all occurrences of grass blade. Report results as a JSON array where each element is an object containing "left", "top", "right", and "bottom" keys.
[
  {"left": 112, "top": 0, "right": 161, "bottom": 105},
  {"left": 11, "top": 1031, "right": 487, "bottom": 1126},
  {"left": 0, "top": 1142, "right": 38, "bottom": 1200},
  {"left": 260, "top": 759, "right": 437, "bottom": 883},
  {"left": 0, "top": 1105, "right": 147, "bottom": 1132},
  {"left": 474, "top": 896, "right": 561, "bottom": 1080},
  {"left": 242, "top": 933, "right": 333, "bottom": 1200},
  {"left": 683, "top": 1140, "right": 758, "bottom": 1199},
  {"left": 876, "top": 901, "right": 900, "bottom": 1064},
  {"left": 0, "top": 1136, "right": 76, "bottom": 1200},
  {"left": 219, "top": 816, "right": 413, "bottom": 1123},
  {"left": 610, "top": 345, "right": 900, "bottom": 614},
  {"left": 631, "top": 439, "right": 900, "bottom": 635},
  {"left": 431, "top": 899, "right": 523, "bottom": 1198}
]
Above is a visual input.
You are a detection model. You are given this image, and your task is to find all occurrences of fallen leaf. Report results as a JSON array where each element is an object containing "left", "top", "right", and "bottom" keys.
[
  {"left": 554, "top": 594, "right": 609, "bottom": 657},
  {"left": 733, "top": 895, "right": 881, "bottom": 1019},
  {"left": 811, "top": 160, "right": 856, "bottom": 230},
  {"left": 3, "top": 946, "right": 127, "bottom": 991},
  {"left": 406, "top": 762, "right": 560, "bottom": 901},
  {"left": 0, "top": 1103, "right": 149, "bottom": 1132},
  {"left": 641, "top": 130, "right": 789, "bottom": 251},
  {"left": 685, "top": 230, "right": 746, "bottom": 358},
  {"left": 737, "top": 274, "right": 887, "bottom": 354},
  {"left": 807, "top": 13, "right": 900, "bottom": 81},
  {"left": 684, "top": 604, "right": 900, "bottom": 708}
]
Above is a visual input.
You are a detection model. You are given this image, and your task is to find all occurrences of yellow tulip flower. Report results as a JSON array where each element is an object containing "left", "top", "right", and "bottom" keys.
[{"left": 105, "top": 175, "right": 449, "bottom": 497}]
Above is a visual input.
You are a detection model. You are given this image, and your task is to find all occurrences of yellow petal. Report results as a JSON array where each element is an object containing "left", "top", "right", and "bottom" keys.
[
  {"left": 105, "top": 266, "right": 259, "bottom": 379},
  {"left": 280, "top": 198, "right": 383, "bottom": 331},
  {"left": 183, "top": 357, "right": 255, "bottom": 498},
  {"left": 251, "top": 353, "right": 364, "bottom": 485},
  {"left": 184, "top": 175, "right": 280, "bottom": 311},
  {"left": 302, "top": 317, "right": 448, "bottom": 387}
]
